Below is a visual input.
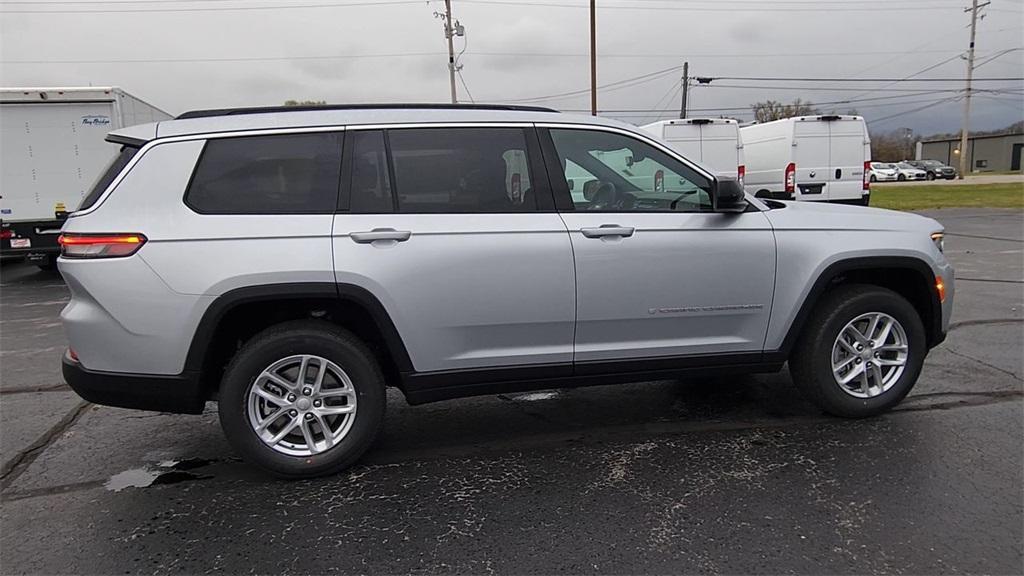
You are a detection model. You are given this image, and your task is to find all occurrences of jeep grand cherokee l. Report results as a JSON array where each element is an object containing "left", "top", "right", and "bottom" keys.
[{"left": 58, "top": 104, "right": 954, "bottom": 478}]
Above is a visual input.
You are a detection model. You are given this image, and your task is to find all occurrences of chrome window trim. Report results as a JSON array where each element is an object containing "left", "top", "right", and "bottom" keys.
[
  {"left": 71, "top": 126, "right": 349, "bottom": 218},
  {"left": 73, "top": 120, "right": 738, "bottom": 218}
]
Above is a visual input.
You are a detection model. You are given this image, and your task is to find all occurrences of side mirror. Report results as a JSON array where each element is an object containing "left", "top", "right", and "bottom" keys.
[{"left": 711, "top": 178, "right": 747, "bottom": 213}]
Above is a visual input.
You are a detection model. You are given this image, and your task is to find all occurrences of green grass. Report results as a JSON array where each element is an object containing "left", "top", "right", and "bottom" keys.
[{"left": 870, "top": 183, "right": 1024, "bottom": 211}]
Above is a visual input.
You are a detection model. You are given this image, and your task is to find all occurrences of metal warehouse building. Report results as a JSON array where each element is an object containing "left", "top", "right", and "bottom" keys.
[{"left": 917, "top": 132, "right": 1024, "bottom": 173}]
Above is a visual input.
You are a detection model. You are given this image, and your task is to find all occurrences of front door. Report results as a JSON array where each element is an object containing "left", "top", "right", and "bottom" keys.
[{"left": 541, "top": 126, "right": 776, "bottom": 365}]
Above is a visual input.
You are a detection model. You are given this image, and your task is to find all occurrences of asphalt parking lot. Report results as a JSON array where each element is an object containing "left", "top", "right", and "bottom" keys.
[{"left": 1, "top": 208, "right": 1021, "bottom": 574}]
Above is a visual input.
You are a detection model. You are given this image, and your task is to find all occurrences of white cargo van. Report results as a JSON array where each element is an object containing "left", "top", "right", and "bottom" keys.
[
  {"left": 740, "top": 115, "right": 870, "bottom": 205},
  {"left": 641, "top": 118, "right": 744, "bottom": 182},
  {"left": 1, "top": 87, "right": 171, "bottom": 268}
]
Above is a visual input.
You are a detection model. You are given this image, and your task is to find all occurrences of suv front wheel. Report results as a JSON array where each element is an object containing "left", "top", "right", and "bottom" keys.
[
  {"left": 790, "top": 285, "right": 926, "bottom": 418},
  {"left": 218, "top": 320, "right": 386, "bottom": 478}
]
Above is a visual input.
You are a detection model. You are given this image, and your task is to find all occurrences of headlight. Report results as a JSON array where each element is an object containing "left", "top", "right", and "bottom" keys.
[{"left": 931, "top": 232, "right": 945, "bottom": 253}]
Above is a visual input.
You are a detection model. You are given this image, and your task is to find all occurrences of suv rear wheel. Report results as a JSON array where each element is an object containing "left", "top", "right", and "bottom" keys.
[
  {"left": 790, "top": 285, "right": 926, "bottom": 418},
  {"left": 218, "top": 320, "right": 386, "bottom": 478}
]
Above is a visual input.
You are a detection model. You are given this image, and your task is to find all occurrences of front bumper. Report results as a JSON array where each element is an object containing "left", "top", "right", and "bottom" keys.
[{"left": 62, "top": 353, "right": 206, "bottom": 414}]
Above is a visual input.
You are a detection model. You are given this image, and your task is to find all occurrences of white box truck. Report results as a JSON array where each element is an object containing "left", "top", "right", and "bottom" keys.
[
  {"left": 740, "top": 115, "right": 871, "bottom": 205},
  {"left": 1, "top": 87, "right": 171, "bottom": 268},
  {"left": 641, "top": 118, "right": 744, "bottom": 182}
]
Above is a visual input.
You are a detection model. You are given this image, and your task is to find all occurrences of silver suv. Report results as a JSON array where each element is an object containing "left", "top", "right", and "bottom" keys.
[{"left": 58, "top": 104, "right": 954, "bottom": 477}]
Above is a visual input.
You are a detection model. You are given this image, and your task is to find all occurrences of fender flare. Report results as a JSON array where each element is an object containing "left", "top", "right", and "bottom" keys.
[
  {"left": 772, "top": 256, "right": 943, "bottom": 358},
  {"left": 183, "top": 282, "right": 414, "bottom": 376}
]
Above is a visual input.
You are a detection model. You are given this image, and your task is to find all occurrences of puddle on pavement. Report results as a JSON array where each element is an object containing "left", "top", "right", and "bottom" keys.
[
  {"left": 105, "top": 458, "right": 216, "bottom": 492},
  {"left": 513, "top": 391, "right": 560, "bottom": 401}
]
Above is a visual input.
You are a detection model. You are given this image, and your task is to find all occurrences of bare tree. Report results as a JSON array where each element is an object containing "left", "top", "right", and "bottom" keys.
[{"left": 751, "top": 98, "right": 819, "bottom": 123}]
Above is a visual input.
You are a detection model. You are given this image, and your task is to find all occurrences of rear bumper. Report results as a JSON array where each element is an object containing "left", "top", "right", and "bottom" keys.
[
  {"left": 0, "top": 219, "right": 63, "bottom": 257},
  {"left": 756, "top": 190, "right": 795, "bottom": 201},
  {"left": 62, "top": 353, "right": 206, "bottom": 414}
]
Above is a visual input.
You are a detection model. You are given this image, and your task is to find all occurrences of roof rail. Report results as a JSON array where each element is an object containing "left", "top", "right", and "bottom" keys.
[{"left": 176, "top": 103, "right": 559, "bottom": 120}]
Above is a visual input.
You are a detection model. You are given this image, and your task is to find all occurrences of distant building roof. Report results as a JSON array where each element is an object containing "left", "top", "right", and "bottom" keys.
[{"left": 921, "top": 131, "right": 1024, "bottom": 144}]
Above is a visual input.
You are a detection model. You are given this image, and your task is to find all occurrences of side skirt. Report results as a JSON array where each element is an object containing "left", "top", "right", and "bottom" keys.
[{"left": 400, "top": 352, "right": 784, "bottom": 405}]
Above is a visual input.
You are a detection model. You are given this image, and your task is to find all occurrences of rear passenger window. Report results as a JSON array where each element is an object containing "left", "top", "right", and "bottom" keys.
[
  {"left": 387, "top": 128, "right": 537, "bottom": 213},
  {"left": 186, "top": 133, "right": 342, "bottom": 214}
]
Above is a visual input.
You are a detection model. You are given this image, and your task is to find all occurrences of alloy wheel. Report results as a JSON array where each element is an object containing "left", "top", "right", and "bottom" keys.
[
  {"left": 831, "top": 312, "right": 909, "bottom": 399},
  {"left": 246, "top": 354, "right": 357, "bottom": 456}
]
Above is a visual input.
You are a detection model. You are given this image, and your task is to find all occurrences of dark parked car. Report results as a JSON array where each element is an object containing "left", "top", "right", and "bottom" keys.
[{"left": 906, "top": 160, "right": 957, "bottom": 180}]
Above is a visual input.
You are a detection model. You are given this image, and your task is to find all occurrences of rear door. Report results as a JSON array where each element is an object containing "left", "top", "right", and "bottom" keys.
[
  {"left": 698, "top": 122, "right": 741, "bottom": 179},
  {"left": 330, "top": 126, "right": 576, "bottom": 375},
  {"left": 828, "top": 119, "right": 868, "bottom": 202},
  {"left": 662, "top": 123, "right": 702, "bottom": 165},
  {"left": 792, "top": 119, "right": 830, "bottom": 201}
]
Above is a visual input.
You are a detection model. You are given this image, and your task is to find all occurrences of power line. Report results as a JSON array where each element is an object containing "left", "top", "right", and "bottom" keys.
[
  {"left": 0, "top": 0, "right": 419, "bottom": 12},
  {"left": 456, "top": 0, "right": 969, "bottom": 12},
  {"left": 560, "top": 93, "right": 984, "bottom": 115},
  {"left": 6, "top": 48, "right": 997, "bottom": 65},
  {"left": 701, "top": 76, "right": 1024, "bottom": 82},
  {"left": 0, "top": 0, "right": 965, "bottom": 3},
  {"left": 840, "top": 52, "right": 967, "bottom": 103},
  {"left": 0, "top": 0, "right": 976, "bottom": 13},
  {"left": 868, "top": 96, "right": 962, "bottom": 125},
  {"left": 496, "top": 65, "right": 681, "bottom": 103}
]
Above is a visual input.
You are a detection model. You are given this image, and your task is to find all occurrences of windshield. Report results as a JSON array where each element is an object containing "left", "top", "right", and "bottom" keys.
[
  {"left": 922, "top": 160, "right": 943, "bottom": 167},
  {"left": 897, "top": 162, "right": 916, "bottom": 169}
]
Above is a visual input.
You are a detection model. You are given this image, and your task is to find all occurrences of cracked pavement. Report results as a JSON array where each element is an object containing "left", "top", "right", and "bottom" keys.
[{"left": 1, "top": 208, "right": 1021, "bottom": 574}]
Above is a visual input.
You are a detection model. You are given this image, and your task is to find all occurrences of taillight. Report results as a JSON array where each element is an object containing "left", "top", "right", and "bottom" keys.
[
  {"left": 784, "top": 162, "right": 796, "bottom": 194},
  {"left": 737, "top": 165, "right": 745, "bottom": 186},
  {"left": 863, "top": 160, "right": 871, "bottom": 190},
  {"left": 58, "top": 233, "right": 146, "bottom": 259},
  {"left": 0, "top": 229, "right": 12, "bottom": 240}
]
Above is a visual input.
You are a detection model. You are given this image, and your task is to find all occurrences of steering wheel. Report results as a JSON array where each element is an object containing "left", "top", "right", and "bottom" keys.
[{"left": 669, "top": 190, "right": 697, "bottom": 211}]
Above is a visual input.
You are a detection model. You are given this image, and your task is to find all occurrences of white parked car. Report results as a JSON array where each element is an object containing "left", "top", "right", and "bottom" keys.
[
  {"left": 895, "top": 162, "right": 927, "bottom": 181},
  {"left": 869, "top": 162, "right": 899, "bottom": 183}
]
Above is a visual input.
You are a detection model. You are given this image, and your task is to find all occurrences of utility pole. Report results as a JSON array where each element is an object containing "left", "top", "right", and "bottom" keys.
[
  {"left": 444, "top": 0, "right": 458, "bottom": 104},
  {"left": 958, "top": 0, "right": 988, "bottom": 179},
  {"left": 589, "top": 0, "right": 597, "bottom": 116},
  {"left": 679, "top": 61, "right": 689, "bottom": 119}
]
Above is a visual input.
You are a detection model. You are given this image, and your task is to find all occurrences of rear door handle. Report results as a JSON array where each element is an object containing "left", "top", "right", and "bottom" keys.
[
  {"left": 350, "top": 228, "right": 411, "bottom": 244},
  {"left": 581, "top": 225, "right": 635, "bottom": 238},
  {"left": 835, "top": 168, "right": 842, "bottom": 179}
]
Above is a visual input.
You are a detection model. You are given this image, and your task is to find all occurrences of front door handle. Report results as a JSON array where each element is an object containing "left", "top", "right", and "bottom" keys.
[
  {"left": 350, "top": 228, "right": 412, "bottom": 244},
  {"left": 581, "top": 225, "right": 635, "bottom": 238},
  {"left": 835, "top": 168, "right": 842, "bottom": 179}
]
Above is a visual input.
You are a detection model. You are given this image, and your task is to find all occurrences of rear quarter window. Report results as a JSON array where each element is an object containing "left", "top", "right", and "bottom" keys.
[
  {"left": 78, "top": 145, "right": 139, "bottom": 211},
  {"left": 185, "top": 132, "right": 343, "bottom": 214}
]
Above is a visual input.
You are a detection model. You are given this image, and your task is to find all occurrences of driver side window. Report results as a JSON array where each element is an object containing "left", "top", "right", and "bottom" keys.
[{"left": 549, "top": 128, "right": 713, "bottom": 212}]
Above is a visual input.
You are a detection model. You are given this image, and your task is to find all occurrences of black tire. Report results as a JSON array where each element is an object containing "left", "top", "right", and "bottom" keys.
[
  {"left": 218, "top": 320, "right": 386, "bottom": 478},
  {"left": 897, "top": 174, "right": 906, "bottom": 182},
  {"left": 35, "top": 255, "right": 58, "bottom": 271},
  {"left": 926, "top": 172, "right": 935, "bottom": 181},
  {"left": 789, "top": 284, "right": 926, "bottom": 418}
]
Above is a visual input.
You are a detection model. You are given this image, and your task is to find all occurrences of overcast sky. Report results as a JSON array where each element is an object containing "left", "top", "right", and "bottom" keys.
[{"left": 2, "top": 0, "right": 1022, "bottom": 135}]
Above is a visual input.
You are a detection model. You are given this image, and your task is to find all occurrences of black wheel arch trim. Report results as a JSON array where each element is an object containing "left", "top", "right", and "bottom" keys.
[
  {"left": 183, "top": 282, "right": 415, "bottom": 379},
  {"left": 773, "top": 256, "right": 944, "bottom": 359}
]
